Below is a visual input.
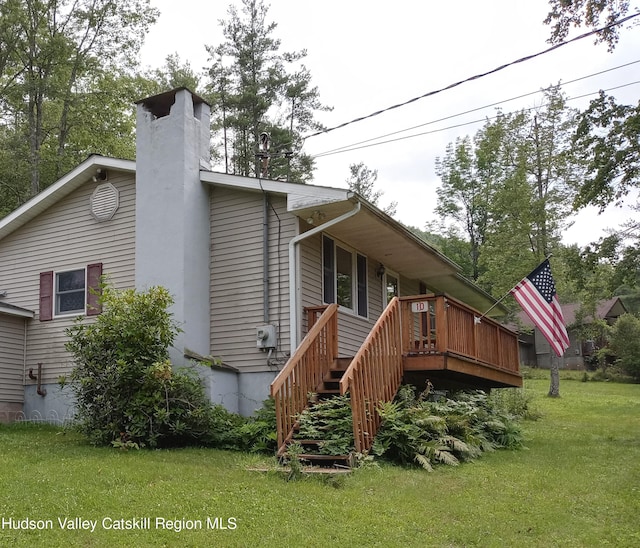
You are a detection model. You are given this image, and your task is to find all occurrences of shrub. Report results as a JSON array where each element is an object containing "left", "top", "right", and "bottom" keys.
[
  {"left": 608, "top": 314, "right": 640, "bottom": 381},
  {"left": 487, "top": 387, "right": 542, "bottom": 420},
  {"left": 64, "top": 285, "right": 231, "bottom": 448},
  {"left": 231, "top": 397, "right": 278, "bottom": 453}
]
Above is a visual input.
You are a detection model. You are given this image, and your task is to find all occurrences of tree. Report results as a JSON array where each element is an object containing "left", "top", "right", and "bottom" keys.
[
  {"left": 434, "top": 136, "right": 490, "bottom": 281},
  {"left": 146, "top": 53, "right": 202, "bottom": 94},
  {"left": 608, "top": 313, "right": 640, "bottom": 380},
  {"left": 412, "top": 224, "right": 475, "bottom": 280},
  {"left": 544, "top": 0, "right": 632, "bottom": 51},
  {"left": 431, "top": 89, "right": 580, "bottom": 295},
  {"left": 0, "top": 0, "right": 158, "bottom": 213},
  {"left": 572, "top": 92, "right": 640, "bottom": 211},
  {"left": 346, "top": 162, "right": 397, "bottom": 216},
  {"left": 478, "top": 89, "right": 580, "bottom": 295},
  {"left": 205, "top": 0, "right": 329, "bottom": 182}
]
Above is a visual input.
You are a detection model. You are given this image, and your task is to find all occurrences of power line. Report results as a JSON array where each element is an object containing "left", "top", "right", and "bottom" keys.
[
  {"left": 303, "top": 11, "right": 640, "bottom": 141},
  {"left": 313, "top": 59, "right": 640, "bottom": 158},
  {"left": 312, "top": 80, "right": 640, "bottom": 158}
]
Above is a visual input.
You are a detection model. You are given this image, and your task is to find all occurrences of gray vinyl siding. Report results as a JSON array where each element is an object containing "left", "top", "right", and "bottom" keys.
[
  {"left": 210, "top": 187, "right": 295, "bottom": 372},
  {"left": 0, "top": 315, "right": 26, "bottom": 403},
  {"left": 0, "top": 173, "right": 136, "bottom": 383}
]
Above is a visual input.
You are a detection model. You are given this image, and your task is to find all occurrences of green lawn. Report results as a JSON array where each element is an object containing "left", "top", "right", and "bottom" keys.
[{"left": 1, "top": 379, "right": 639, "bottom": 547}]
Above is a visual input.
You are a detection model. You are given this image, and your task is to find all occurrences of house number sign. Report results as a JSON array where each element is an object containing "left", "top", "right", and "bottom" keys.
[{"left": 411, "top": 301, "right": 431, "bottom": 313}]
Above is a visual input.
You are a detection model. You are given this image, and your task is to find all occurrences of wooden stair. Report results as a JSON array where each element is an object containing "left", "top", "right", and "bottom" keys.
[{"left": 284, "top": 358, "right": 353, "bottom": 469}]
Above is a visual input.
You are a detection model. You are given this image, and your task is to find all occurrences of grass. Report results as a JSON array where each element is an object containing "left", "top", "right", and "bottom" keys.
[{"left": 1, "top": 379, "right": 639, "bottom": 547}]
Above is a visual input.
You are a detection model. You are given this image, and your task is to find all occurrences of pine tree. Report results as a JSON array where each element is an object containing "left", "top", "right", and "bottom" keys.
[{"left": 205, "top": 0, "right": 329, "bottom": 182}]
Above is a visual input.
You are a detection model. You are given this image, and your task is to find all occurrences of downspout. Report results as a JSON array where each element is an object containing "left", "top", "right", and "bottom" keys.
[
  {"left": 263, "top": 192, "right": 269, "bottom": 324},
  {"left": 289, "top": 200, "right": 361, "bottom": 350}
]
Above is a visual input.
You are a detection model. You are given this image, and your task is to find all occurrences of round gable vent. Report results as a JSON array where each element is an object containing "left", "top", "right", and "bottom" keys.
[{"left": 90, "top": 182, "right": 120, "bottom": 221}]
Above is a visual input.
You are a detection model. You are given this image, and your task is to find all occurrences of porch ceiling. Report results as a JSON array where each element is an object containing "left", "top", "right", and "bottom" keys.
[{"left": 292, "top": 198, "right": 503, "bottom": 316}]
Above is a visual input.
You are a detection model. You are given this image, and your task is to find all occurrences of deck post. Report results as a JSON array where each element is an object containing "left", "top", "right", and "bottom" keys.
[{"left": 435, "top": 295, "right": 448, "bottom": 353}]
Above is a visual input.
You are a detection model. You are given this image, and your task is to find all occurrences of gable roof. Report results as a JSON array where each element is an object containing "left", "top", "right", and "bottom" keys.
[{"left": 0, "top": 155, "right": 135, "bottom": 241}]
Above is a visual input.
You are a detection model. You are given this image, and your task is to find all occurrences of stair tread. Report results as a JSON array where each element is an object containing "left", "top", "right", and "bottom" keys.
[{"left": 298, "top": 453, "right": 351, "bottom": 460}]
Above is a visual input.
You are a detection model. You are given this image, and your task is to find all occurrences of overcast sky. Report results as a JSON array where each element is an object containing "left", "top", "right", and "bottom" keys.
[{"left": 140, "top": 0, "right": 640, "bottom": 247}]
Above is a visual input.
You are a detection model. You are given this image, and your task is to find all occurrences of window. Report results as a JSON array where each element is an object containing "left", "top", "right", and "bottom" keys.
[
  {"left": 39, "top": 263, "right": 102, "bottom": 321},
  {"left": 336, "top": 246, "right": 353, "bottom": 309},
  {"left": 322, "top": 235, "right": 367, "bottom": 317},
  {"left": 56, "top": 269, "right": 86, "bottom": 315}
]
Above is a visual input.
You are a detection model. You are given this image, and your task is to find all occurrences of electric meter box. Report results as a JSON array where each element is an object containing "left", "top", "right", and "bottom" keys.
[{"left": 256, "top": 325, "right": 277, "bottom": 349}]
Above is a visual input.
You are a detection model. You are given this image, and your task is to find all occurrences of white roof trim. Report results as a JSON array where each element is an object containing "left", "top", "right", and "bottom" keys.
[
  {"left": 0, "top": 155, "right": 135, "bottom": 241},
  {"left": 199, "top": 170, "right": 352, "bottom": 207}
]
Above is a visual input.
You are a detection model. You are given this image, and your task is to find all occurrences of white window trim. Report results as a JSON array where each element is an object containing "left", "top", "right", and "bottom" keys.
[
  {"left": 53, "top": 267, "right": 87, "bottom": 318},
  {"left": 322, "top": 235, "right": 368, "bottom": 319}
]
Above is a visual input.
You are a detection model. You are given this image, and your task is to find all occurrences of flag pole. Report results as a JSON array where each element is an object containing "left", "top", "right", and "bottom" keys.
[
  {"left": 473, "top": 284, "right": 519, "bottom": 324},
  {"left": 474, "top": 254, "right": 553, "bottom": 324}
]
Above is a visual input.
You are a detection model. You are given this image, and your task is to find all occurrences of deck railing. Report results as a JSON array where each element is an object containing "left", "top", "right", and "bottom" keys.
[
  {"left": 270, "top": 304, "right": 339, "bottom": 454},
  {"left": 400, "top": 294, "right": 519, "bottom": 373},
  {"left": 339, "top": 297, "right": 403, "bottom": 453}
]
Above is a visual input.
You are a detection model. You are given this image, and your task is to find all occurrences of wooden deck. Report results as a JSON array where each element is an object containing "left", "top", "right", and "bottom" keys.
[
  {"left": 399, "top": 294, "right": 522, "bottom": 390},
  {"left": 271, "top": 294, "right": 522, "bottom": 456}
]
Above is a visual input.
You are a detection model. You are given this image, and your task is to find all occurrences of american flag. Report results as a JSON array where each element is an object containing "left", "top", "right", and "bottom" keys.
[{"left": 511, "top": 259, "right": 570, "bottom": 358}]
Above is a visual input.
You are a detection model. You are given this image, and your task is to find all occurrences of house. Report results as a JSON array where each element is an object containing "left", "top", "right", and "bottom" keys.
[
  {"left": 517, "top": 297, "right": 627, "bottom": 369},
  {"left": 0, "top": 88, "right": 521, "bottom": 435}
]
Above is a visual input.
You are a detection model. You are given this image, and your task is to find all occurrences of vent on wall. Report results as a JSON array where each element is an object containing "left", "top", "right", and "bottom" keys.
[{"left": 90, "top": 182, "right": 120, "bottom": 221}]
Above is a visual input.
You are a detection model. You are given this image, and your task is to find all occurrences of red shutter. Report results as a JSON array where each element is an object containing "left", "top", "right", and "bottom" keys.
[
  {"left": 86, "top": 262, "right": 103, "bottom": 316},
  {"left": 39, "top": 271, "right": 54, "bottom": 321}
]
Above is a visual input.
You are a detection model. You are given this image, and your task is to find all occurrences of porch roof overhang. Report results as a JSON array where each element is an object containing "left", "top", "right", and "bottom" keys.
[
  {"left": 200, "top": 171, "right": 504, "bottom": 316},
  {"left": 293, "top": 197, "right": 503, "bottom": 316},
  {"left": 0, "top": 302, "right": 35, "bottom": 319}
]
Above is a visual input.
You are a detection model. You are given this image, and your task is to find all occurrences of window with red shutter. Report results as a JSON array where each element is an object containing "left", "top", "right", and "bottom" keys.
[{"left": 39, "top": 263, "right": 103, "bottom": 320}]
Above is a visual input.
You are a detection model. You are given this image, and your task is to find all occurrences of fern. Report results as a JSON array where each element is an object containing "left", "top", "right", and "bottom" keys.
[
  {"left": 295, "top": 395, "right": 355, "bottom": 455},
  {"left": 414, "top": 453, "right": 434, "bottom": 472},
  {"left": 373, "top": 385, "right": 525, "bottom": 471}
]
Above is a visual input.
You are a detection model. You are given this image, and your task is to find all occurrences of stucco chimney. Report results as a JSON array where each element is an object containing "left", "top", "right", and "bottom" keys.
[{"left": 134, "top": 88, "right": 211, "bottom": 362}]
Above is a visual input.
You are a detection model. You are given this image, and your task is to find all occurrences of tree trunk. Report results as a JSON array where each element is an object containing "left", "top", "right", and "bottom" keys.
[{"left": 548, "top": 353, "right": 560, "bottom": 397}]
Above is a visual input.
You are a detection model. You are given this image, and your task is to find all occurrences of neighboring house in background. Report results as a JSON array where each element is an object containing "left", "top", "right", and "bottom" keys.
[
  {"left": 517, "top": 297, "right": 628, "bottom": 369},
  {"left": 0, "top": 88, "right": 520, "bottom": 425}
]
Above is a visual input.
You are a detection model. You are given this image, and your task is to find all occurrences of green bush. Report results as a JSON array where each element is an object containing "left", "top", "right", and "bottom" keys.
[
  {"left": 231, "top": 397, "right": 278, "bottom": 453},
  {"left": 64, "top": 285, "right": 237, "bottom": 448},
  {"left": 609, "top": 314, "right": 640, "bottom": 381},
  {"left": 487, "top": 387, "right": 542, "bottom": 420}
]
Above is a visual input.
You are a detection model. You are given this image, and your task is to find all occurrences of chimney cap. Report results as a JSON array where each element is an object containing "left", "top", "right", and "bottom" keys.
[{"left": 136, "top": 87, "right": 209, "bottom": 118}]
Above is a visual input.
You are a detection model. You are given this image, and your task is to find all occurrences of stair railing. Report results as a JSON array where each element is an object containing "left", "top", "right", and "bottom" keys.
[
  {"left": 339, "top": 297, "right": 403, "bottom": 453},
  {"left": 270, "top": 303, "right": 339, "bottom": 454}
]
